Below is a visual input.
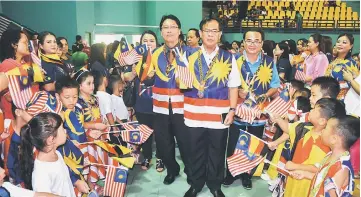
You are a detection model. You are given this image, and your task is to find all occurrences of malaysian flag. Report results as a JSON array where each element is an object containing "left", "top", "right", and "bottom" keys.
[
  {"left": 174, "top": 47, "right": 193, "bottom": 89},
  {"left": 0, "top": 14, "right": 36, "bottom": 40},
  {"left": 26, "top": 91, "right": 62, "bottom": 116},
  {"left": 227, "top": 152, "right": 265, "bottom": 177},
  {"left": 264, "top": 88, "right": 291, "bottom": 118},
  {"left": 104, "top": 166, "right": 128, "bottom": 197},
  {"left": 117, "top": 39, "right": 142, "bottom": 66},
  {"left": 121, "top": 122, "right": 153, "bottom": 144},
  {"left": 7, "top": 75, "right": 33, "bottom": 109},
  {"left": 294, "top": 64, "right": 307, "bottom": 81},
  {"left": 227, "top": 129, "right": 266, "bottom": 176},
  {"left": 235, "top": 96, "right": 262, "bottom": 124}
]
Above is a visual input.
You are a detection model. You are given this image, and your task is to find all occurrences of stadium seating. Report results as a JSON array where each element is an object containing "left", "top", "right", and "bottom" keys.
[{"left": 217, "top": 0, "right": 360, "bottom": 29}]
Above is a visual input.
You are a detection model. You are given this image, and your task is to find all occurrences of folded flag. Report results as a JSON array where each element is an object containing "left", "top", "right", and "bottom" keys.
[
  {"left": 104, "top": 166, "right": 128, "bottom": 197},
  {"left": 264, "top": 87, "right": 291, "bottom": 118}
]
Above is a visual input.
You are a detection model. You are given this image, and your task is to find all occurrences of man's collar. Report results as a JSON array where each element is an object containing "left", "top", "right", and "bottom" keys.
[
  {"left": 164, "top": 42, "right": 180, "bottom": 53},
  {"left": 243, "top": 50, "right": 262, "bottom": 64},
  {"left": 201, "top": 45, "right": 219, "bottom": 56}
]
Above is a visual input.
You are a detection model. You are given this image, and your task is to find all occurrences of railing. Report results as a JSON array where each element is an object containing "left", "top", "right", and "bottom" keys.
[{"left": 224, "top": 18, "right": 360, "bottom": 33}]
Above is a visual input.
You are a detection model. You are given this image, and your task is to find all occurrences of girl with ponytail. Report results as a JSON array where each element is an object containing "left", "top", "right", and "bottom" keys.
[{"left": 19, "top": 112, "right": 75, "bottom": 197}]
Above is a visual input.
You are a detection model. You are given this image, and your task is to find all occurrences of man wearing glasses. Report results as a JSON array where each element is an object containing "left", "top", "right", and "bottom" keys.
[
  {"left": 183, "top": 18, "right": 240, "bottom": 197},
  {"left": 149, "top": 15, "right": 190, "bottom": 186},
  {"left": 223, "top": 30, "right": 280, "bottom": 190}
]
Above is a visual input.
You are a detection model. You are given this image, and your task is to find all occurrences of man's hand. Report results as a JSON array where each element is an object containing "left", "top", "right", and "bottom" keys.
[{"left": 224, "top": 111, "right": 235, "bottom": 126}]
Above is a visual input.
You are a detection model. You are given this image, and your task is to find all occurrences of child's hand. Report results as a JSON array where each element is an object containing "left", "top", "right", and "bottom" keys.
[
  {"left": 268, "top": 112, "right": 281, "bottom": 123},
  {"left": 74, "top": 180, "right": 90, "bottom": 194},
  {"left": 285, "top": 161, "right": 297, "bottom": 171},
  {"left": 89, "top": 130, "right": 102, "bottom": 139},
  {"left": 94, "top": 123, "right": 107, "bottom": 131},
  {"left": 267, "top": 141, "right": 278, "bottom": 151},
  {"left": 290, "top": 170, "right": 306, "bottom": 180}
]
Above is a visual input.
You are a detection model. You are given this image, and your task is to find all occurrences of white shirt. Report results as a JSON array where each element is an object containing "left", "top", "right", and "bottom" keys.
[
  {"left": 110, "top": 94, "right": 129, "bottom": 120},
  {"left": 96, "top": 91, "right": 113, "bottom": 122},
  {"left": 2, "top": 182, "right": 35, "bottom": 197},
  {"left": 345, "top": 75, "right": 360, "bottom": 117},
  {"left": 200, "top": 45, "right": 241, "bottom": 88},
  {"left": 32, "top": 151, "right": 76, "bottom": 197}
]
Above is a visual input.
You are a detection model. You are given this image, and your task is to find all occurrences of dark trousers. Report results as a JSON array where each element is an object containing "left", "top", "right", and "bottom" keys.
[
  {"left": 225, "top": 124, "right": 265, "bottom": 177},
  {"left": 188, "top": 127, "right": 228, "bottom": 191},
  {"left": 153, "top": 110, "right": 189, "bottom": 176},
  {"left": 136, "top": 112, "right": 160, "bottom": 160}
]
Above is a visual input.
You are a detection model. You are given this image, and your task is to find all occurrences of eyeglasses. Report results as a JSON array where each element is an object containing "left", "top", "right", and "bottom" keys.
[
  {"left": 245, "top": 40, "right": 262, "bottom": 46},
  {"left": 202, "top": 29, "right": 220, "bottom": 34},
  {"left": 162, "top": 26, "right": 179, "bottom": 30}
]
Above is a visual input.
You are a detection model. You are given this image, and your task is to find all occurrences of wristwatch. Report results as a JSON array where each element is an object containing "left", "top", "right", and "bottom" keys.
[{"left": 229, "top": 107, "right": 236, "bottom": 112}]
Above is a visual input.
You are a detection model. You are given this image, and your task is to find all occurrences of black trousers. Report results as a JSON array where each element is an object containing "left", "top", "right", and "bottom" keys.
[
  {"left": 136, "top": 112, "right": 160, "bottom": 160},
  {"left": 225, "top": 124, "right": 265, "bottom": 177},
  {"left": 153, "top": 110, "right": 189, "bottom": 176},
  {"left": 188, "top": 127, "right": 228, "bottom": 191}
]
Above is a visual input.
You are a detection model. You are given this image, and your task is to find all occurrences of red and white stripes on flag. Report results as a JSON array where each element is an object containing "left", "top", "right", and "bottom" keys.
[
  {"left": 7, "top": 75, "right": 33, "bottom": 109},
  {"left": 122, "top": 123, "right": 153, "bottom": 143},
  {"left": 176, "top": 65, "right": 194, "bottom": 88},
  {"left": 118, "top": 49, "right": 142, "bottom": 66},
  {"left": 103, "top": 166, "right": 127, "bottom": 197},
  {"left": 227, "top": 152, "right": 265, "bottom": 177},
  {"left": 295, "top": 69, "right": 307, "bottom": 81},
  {"left": 264, "top": 91, "right": 291, "bottom": 118},
  {"left": 235, "top": 104, "right": 262, "bottom": 124}
]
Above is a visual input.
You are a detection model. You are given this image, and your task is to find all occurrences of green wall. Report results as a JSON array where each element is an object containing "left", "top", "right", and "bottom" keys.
[
  {"left": 2, "top": 1, "right": 78, "bottom": 44},
  {"left": 224, "top": 32, "right": 360, "bottom": 53}
]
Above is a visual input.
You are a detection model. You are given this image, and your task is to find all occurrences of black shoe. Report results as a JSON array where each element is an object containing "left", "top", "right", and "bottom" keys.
[
  {"left": 184, "top": 187, "right": 199, "bottom": 197},
  {"left": 210, "top": 189, "right": 225, "bottom": 197},
  {"left": 222, "top": 175, "right": 235, "bottom": 186},
  {"left": 240, "top": 173, "right": 252, "bottom": 190},
  {"left": 163, "top": 174, "right": 178, "bottom": 185}
]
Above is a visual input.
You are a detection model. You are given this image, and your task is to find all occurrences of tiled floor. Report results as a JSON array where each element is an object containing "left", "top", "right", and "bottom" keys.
[{"left": 125, "top": 149, "right": 271, "bottom": 197}]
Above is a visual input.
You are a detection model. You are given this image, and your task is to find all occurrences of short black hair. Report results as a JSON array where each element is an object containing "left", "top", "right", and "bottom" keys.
[
  {"left": 159, "top": 15, "right": 181, "bottom": 30},
  {"left": 55, "top": 76, "right": 79, "bottom": 94},
  {"left": 199, "top": 17, "right": 223, "bottom": 32},
  {"left": 352, "top": 53, "right": 359, "bottom": 57},
  {"left": 11, "top": 102, "right": 17, "bottom": 120},
  {"left": 76, "top": 35, "right": 82, "bottom": 41},
  {"left": 188, "top": 28, "right": 200, "bottom": 38},
  {"left": 290, "top": 79, "right": 305, "bottom": 91},
  {"left": 299, "top": 87, "right": 311, "bottom": 98},
  {"left": 295, "top": 96, "right": 311, "bottom": 113},
  {"left": 332, "top": 115, "right": 360, "bottom": 149},
  {"left": 107, "top": 74, "right": 122, "bottom": 94},
  {"left": 315, "top": 98, "right": 346, "bottom": 120},
  {"left": 56, "top": 37, "right": 68, "bottom": 48},
  {"left": 312, "top": 76, "right": 340, "bottom": 99},
  {"left": 243, "top": 29, "right": 265, "bottom": 41}
]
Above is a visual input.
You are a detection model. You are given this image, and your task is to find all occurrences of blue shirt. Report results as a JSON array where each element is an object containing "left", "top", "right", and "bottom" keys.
[
  {"left": 243, "top": 51, "right": 280, "bottom": 89},
  {"left": 134, "top": 77, "right": 153, "bottom": 114}
]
